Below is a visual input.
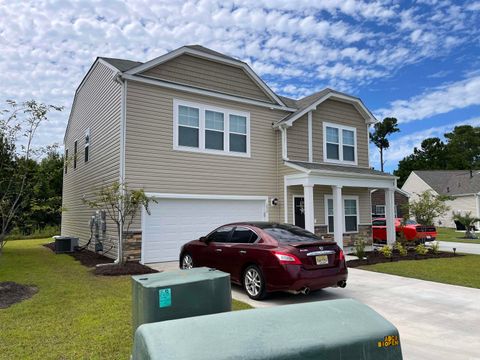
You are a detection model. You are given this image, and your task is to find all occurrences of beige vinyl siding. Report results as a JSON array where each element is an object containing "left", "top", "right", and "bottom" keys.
[
  {"left": 62, "top": 61, "right": 121, "bottom": 257},
  {"left": 311, "top": 99, "right": 370, "bottom": 167},
  {"left": 141, "top": 54, "right": 274, "bottom": 103},
  {"left": 440, "top": 196, "right": 477, "bottom": 228},
  {"left": 286, "top": 185, "right": 371, "bottom": 227},
  {"left": 124, "top": 80, "right": 289, "bottom": 224},
  {"left": 286, "top": 114, "right": 308, "bottom": 161}
]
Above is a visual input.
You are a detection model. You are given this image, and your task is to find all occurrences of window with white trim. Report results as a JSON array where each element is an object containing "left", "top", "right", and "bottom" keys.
[
  {"left": 324, "top": 122, "right": 357, "bottom": 164},
  {"left": 174, "top": 100, "right": 250, "bottom": 156},
  {"left": 375, "top": 205, "right": 385, "bottom": 215},
  {"left": 325, "top": 195, "right": 359, "bottom": 233}
]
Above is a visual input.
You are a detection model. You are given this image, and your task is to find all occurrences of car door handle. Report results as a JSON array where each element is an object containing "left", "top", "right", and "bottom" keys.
[
  {"left": 239, "top": 250, "right": 246, "bottom": 254},
  {"left": 215, "top": 249, "right": 222, "bottom": 252}
]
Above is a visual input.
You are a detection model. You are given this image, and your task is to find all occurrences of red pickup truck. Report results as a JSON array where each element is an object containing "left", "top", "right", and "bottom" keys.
[{"left": 372, "top": 218, "right": 437, "bottom": 244}]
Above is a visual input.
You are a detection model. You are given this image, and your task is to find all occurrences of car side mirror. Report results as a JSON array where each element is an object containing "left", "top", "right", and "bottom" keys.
[{"left": 199, "top": 236, "right": 208, "bottom": 243}]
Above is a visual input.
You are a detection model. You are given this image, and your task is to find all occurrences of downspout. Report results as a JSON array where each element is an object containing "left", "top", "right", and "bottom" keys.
[{"left": 115, "top": 73, "right": 126, "bottom": 264}]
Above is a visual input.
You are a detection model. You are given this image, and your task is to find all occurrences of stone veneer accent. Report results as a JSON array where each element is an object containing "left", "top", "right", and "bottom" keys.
[
  {"left": 123, "top": 230, "right": 142, "bottom": 262},
  {"left": 314, "top": 224, "right": 373, "bottom": 251}
]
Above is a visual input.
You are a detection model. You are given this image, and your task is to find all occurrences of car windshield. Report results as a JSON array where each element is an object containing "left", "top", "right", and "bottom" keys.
[
  {"left": 263, "top": 224, "right": 321, "bottom": 243},
  {"left": 405, "top": 219, "right": 417, "bottom": 225}
]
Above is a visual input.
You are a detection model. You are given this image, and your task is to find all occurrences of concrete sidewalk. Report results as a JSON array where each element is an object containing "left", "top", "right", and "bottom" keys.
[{"left": 426, "top": 240, "right": 480, "bottom": 255}]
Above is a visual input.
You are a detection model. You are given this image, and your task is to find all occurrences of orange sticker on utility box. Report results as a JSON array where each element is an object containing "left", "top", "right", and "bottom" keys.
[{"left": 378, "top": 335, "right": 399, "bottom": 347}]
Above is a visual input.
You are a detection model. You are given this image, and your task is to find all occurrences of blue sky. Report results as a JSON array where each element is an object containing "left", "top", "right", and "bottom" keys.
[{"left": 0, "top": 0, "right": 479, "bottom": 173}]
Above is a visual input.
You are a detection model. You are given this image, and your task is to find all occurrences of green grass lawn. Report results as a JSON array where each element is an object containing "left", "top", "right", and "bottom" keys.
[
  {"left": 436, "top": 227, "right": 480, "bottom": 244},
  {"left": 359, "top": 255, "right": 480, "bottom": 289},
  {"left": 0, "top": 239, "right": 252, "bottom": 360}
]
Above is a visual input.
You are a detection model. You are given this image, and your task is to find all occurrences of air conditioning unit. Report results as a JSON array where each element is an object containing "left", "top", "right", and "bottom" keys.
[{"left": 53, "top": 236, "right": 79, "bottom": 253}]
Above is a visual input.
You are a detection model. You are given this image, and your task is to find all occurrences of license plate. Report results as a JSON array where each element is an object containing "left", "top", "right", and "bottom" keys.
[
  {"left": 426, "top": 236, "right": 431, "bottom": 239},
  {"left": 315, "top": 255, "right": 329, "bottom": 265}
]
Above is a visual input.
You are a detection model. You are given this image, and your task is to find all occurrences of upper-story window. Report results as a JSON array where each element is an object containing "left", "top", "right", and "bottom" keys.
[
  {"left": 174, "top": 99, "right": 250, "bottom": 157},
  {"left": 323, "top": 122, "right": 357, "bottom": 165},
  {"left": 84, "top": 129, "right": 90, "bottom": 163}
]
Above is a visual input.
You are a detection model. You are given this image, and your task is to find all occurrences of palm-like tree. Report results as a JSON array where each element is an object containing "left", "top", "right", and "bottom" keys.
[{"left": 452, "top": 211, "right": 480, "bottom": 239}]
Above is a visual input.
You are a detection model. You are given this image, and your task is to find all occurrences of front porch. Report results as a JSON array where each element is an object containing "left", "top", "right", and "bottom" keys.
[{"left": 284, "top": 161, "right": 397, "bottom": 251}]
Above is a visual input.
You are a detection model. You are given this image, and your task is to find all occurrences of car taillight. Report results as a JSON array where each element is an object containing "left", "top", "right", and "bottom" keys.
[
  {"left": 337, "top": 249, "right": 345, "bottom": 261},
  {"left": 273, "top": 251, "right": 302, "bottom": 265}
]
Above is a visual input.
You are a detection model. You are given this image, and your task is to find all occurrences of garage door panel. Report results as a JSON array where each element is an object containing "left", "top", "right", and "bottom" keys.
[{"left": 142, "top": 198, "right": 266, "bottom": 263}]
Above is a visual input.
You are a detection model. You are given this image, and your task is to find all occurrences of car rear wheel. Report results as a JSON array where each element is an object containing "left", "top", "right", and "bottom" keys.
[
  {"left": 243, "top": 265, "right": 267, "bottom": 300},
  {"left": 181, "top": 253, "right": 194, "bottom": 269}
]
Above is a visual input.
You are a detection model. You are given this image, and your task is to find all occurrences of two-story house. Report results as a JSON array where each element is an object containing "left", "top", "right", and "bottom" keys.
[{"left": 62, "top": 45, "right": 397, "bottom": 264}]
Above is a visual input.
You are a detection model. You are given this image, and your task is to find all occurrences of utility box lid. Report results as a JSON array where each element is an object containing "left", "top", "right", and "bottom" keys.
[
  {"left": 132, "top": 267, "right": 228, "bottom": 287},
  {"left": 132, "top": 299, "right": 402, "bottom": 360},
  {"left": 132, "top": 267, "right": 231, "bottom": 334}
]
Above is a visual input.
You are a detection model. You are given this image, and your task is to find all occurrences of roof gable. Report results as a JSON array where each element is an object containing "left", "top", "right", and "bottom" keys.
[
  {"left": 274, "top": 89, "right": 376, "bottom": 128},
  {"left": 125, "top": 45, "right": 286, "bottom": 107}
]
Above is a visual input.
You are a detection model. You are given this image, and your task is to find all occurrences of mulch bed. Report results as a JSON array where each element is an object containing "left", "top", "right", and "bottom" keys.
[
  {"left": 43, "top": 242, "right": 158, "bottom": 276},
  {"left": 347, "top": 249, "right": 461, "bottom": 268},
  {"left": 0, "top": 281, "right": 38, "bottom": 309}
]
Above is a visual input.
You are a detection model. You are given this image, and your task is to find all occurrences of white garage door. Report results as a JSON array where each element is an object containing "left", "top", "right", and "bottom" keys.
[{"left": 142, "top": 197, "right": 267, "bottom": 263}]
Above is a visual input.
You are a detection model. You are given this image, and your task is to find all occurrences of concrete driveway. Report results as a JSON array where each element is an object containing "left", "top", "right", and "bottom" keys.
[
  {"left": 232, "top": 268, "right": 480, "bottom": 360},
  {"left": 149, "top": 262, "right": 480, "bottom": 360}
]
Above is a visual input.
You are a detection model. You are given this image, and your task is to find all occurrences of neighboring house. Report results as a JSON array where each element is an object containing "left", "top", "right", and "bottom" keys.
[
  {"left": 371, "top": 188, "right": 409, "bottom": 218},
  {"left": 62, "top": 45, "right": 397, "bottom": 264},
  {"left": 402, "top": 170, "right": 480, "bottom": 228}
]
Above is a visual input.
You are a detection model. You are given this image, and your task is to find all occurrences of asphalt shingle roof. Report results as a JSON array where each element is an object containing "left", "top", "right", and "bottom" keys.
[
  {"left": 286, "top": 160, "right": 395, "bottom": 178},
  {"left": 99, "top": 57, "right": 143, "bottom": 72},
  {"left": 414, "top": 170, "right": 480, "bottom": 195}
]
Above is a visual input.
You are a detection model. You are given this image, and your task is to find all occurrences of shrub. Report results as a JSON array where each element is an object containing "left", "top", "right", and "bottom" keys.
[
  {"left": 379, "top": 245, "right": 392, "bottom": 258},
  {"left": 431, "top": 241, "right": 440, "bottom": 255},
  {"left": 394, "top": 242, "right": 408, "bottom": 256},
  {"left": 415, "top": 244, "right": 429, "bottom": 256},
  {"left": 354, "top": 239, "right": 366, "bottom": 259}
]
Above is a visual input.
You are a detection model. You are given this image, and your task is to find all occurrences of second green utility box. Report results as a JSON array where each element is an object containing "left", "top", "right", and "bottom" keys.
[
  {"left": 132, "top": 267, "right": 231, "bottom": 333},
  {"left": 132, "top": 299, "right": 402, "bottom": 360}
]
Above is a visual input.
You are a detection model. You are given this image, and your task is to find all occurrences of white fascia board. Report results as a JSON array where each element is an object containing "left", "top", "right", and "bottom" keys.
[
  {"left": 145, "top": 193, "right": 269, "bottom": 201},
  {"left": 122, "top": 74, "right": 296, "bottom": 112},
  {"left": 124, "top": 46, "right": 287, "bottom": 107},
  {"left": 273, "top": 92, "right": 377, "bottom": 129},
  {"left": 285, "top": 173, "right": 395, "bottom": 189}
]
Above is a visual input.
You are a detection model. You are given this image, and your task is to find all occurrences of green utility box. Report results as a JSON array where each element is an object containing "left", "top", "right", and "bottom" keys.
[
  {"left": 132, "top": 267, "right": 231, "bottom": 333},
  {"left": 132, "top": 299, "right": 402, "bottom": 360}
]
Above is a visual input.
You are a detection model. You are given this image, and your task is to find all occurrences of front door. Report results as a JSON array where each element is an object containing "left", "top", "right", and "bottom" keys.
[{"left": 294, "top": 197, "right": 305, "bottom": 229}]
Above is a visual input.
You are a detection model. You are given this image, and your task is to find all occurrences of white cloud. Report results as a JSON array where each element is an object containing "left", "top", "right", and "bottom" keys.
[
  {"left": 0, "top": 0, "right": 479, "bottom": 149},
  {"left": 375, "top": 75, "right": 480, "bottom": 123}
]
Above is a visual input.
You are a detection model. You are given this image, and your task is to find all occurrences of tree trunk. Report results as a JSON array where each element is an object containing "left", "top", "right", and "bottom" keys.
[{"left": 380, "top": 148, "right": 384, "bottom": 172}]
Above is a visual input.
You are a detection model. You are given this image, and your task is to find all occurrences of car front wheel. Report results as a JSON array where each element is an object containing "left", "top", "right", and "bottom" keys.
[
  {"left": 180, "top": 253, "right": 194, "bottom": 269},
  {"left": 243, "top": 265, "right": 267, "bottom": 300}
]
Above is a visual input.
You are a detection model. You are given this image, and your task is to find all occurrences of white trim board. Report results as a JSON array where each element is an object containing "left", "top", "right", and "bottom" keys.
[{"left": 124, "top": 46, "right": 286, "bottom": 107}]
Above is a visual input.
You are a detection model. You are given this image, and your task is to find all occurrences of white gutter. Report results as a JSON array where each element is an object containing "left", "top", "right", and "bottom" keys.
[{"left": 114, "top": 73, "right": 127, "bottom": 264}]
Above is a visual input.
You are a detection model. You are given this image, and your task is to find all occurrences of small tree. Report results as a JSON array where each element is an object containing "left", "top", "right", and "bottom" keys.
[
  {"left": 370, "top": 117, "right": 400, "bottom": 172},
  {"left": 452, "top": 211, "right": 479, "bottom": 239},
  {"left": 408, "top": 191, "right": 450, "bottom": 226},
  {"left": 82, "top": 181, "right": 156, "bottom": 265},
  {"left": 0, "top": 100, "right": 62, "bottom": 252}
]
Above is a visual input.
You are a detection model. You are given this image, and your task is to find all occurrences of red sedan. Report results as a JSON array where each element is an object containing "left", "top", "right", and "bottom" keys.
[
  {"left": 179, "top": 222, "right": 347, "bottom": 300},
  {"left": 372, "top": 218, "right": 437, "bottom": 243}
]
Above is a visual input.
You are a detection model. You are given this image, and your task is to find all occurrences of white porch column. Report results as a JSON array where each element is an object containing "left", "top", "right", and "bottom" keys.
[
  {"left": 385, "top": 188, "right": 396, "bottom": 245},
  {"left": 332, "top": 185, "right": 344, "bottom": 250},
  {"left": 303, "top": 184, "right": 315, "bottom": 233}
]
